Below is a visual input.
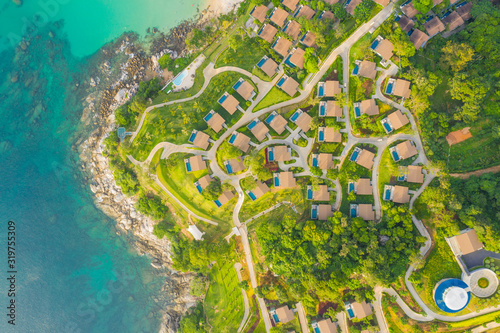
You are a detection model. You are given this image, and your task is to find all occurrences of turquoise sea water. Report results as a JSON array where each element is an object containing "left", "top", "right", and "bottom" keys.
[{"left": 0, "top": 0, "right": 207, "bottom": 332}]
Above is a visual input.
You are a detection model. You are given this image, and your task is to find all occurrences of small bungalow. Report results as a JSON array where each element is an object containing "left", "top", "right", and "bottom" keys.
[
  {"left": 224, "top": 157, "right": 245, "bottom": 174},
  {"left": 407, "top": 165, "right": 424, "bottom": 183},
  {"left": 345, "top": 0, "right": 363, "bottom": 16},
  {"left": 273, "top": 37, "right": 293, "bottom": 57},
  {"left": 318, "top": 80, "right": 342, "bottom": 97},
  {"left": 319, "top": 10, "right": 335, "bottom": 20},
  {"left": 314, "top": 204, "right": 334, "bottom": 220},
  {"left": 290, "top": 109, "right": 312, "bottom": 132},
  {"left": 248, "top": 119, "right": 269, "bottom": 142},
  {"left": 318, "top": 127, "right": 341, "bottom": 143},
  {"left": 214, "top": 191, "right": 234, "bottom": 208},
  {"left": 258, "top": 24, "right": 278, "bottom": 43},
  {"left": 256, "top": 56, "right": 279, "bottom": 77},
  {"left": 396, "top": 15, "right": 415, "bottom": 33},
  {"left": 446, "top": 229, "right": 484, "bottom": 256},
  {"left": 446, "top": 127, "right": 472, "bottom": 145},
  {"left": 194, "top": 174, "right": 212, "bottom": 193},
  {"left": 456, "top": 2, "right": 473, "bottom": 21},
  {"left": 247, "top": 181, "right": 270, "bottom": 201},
  {"left": 300, "top": 31, "right": 316, "bottom": 48},
  {"left": 229, "top": 131, "right": 251, "bottom": 152},
  {"left": 356, "top": 178, "right": 373, "bottom": 195},
  {"left": 283, "top": 20, "right": 302, "bottom": 40},
  {"left": 269, "top": 7, "right": 289, "bottom": 27},
  {"left": 393, "top": 185, "right": 410, "bottom": 203},
  {"left": 353, "top": 203, "right": 375, "bottom": 221},
  {"left": 441, "top": 11, "right": 465, "bottom": 32},
  {"left": 233, "top": 79, "right": 255, "bottom": 101},
  {"left": 312, "top": 318, "right": 337, "bottom": 333},
  {"left": 392, "top": 79, "right": 411, "bottom": 98},
  {"left": 188, "top": 130, "right": 210, "bottom": 150},
  {"left": 274, "top": 171, "right": 296, "bottom": 188},
  {"left": 370, "top": 36, "right": 394, "bottom": 61},
  {"left": 184, "top": 155, "right": 206, "bottom": 173},
  {"left": 286, "top": 47, "right": 305, "bottom": 69},
  {"left": 424, "top": 16, "right": 445, "bottom": 37},
  {"left": 350, "top": 148, "right": 375, "bottom": 169},
  {"left": 282, "top": 0, "right": 300, "bottom": 11},
  {"left": 277, "top": 75, "right": 299, "bottom": 97},
  {"left": 345, "top": 300, "right": 373, "bottom": 320},
  {"left": 265, "top": 111, "right": 288, "bottom": 134},
  {"left": 250, "top": 5, "right": 268, "bottom": 23},
  {"left": 218, "top": 92, "right": 240, "bottom": 115},
  {"left": 268, "top": 145, "right": 291, "bottom": 162},
  {"left": 271, "top": 305, "right": 295, "bottom": 324},
  {"left": 294, "top": 5, "right": 316, "bottom": 19},
  {"left": 357, "top": 60, "right": 377, "bottom": 80},
  {"left": 204, "top": 110, "right": 225, "bottom": 133},
  {"left": 401, "top": 1, "right": 419, "bottom": 19},
  {"left": 359, "top": 99, "right": 379, "bottom": 116},
  {"left": 392, "top": 140, "right": 418, "bottom": 161},
  {"left": 187, "top": 224, "right": 205, "bottom": 241},
  {"left": 316, "top": 153, "right": 334, "bottom": 170},
  {"left": 319, "top": 100, "right": 343, "bottom": 117},
  {"left": 307, "top": 184, "right": 330, "bottom": 201},
  {"left": 409, "top": 29, "right": 430, "bottom": 50},
  {"left": 381, "top": 110, "right": 409, "bottom": 133}
]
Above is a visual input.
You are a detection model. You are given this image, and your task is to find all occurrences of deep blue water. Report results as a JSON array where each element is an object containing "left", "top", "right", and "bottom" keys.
[{"left": 0, "top": 1, "right": 207, "bottom": 332}]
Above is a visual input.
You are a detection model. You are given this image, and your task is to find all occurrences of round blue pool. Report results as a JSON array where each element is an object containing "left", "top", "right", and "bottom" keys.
[{"left": 434, "top": 279, "right": 470, "bottom": 313}]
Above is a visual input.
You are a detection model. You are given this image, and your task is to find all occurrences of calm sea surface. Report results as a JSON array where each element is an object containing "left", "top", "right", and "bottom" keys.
[{"left": 0, "top": 0, "right": 206, "bottom": 332}]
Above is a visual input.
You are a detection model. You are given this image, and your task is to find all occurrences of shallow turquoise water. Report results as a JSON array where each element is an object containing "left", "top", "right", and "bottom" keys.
[{"left": 0, "top": 1, "right": 207, "bottom": 332}]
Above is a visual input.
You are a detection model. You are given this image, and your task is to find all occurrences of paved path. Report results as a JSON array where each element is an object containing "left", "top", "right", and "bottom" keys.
[
  {"left": 234, "top": 263, "right": 250, "bottom": 333},
  {"left": 295, "top": 302, "right": 309, "bottom": 333},
  {"left": 336, "top": 311, "right": 348, "bottom": 333},
  {"left": 449, "top": 164, "right": 500, "bottom": 179}
]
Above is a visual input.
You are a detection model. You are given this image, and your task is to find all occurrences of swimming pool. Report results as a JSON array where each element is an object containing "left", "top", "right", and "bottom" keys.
[
  {"left": 265, "top": 113, "right": 275, "bottom": 124},
  {"left": 351, "top": 207, "right": 357, "bottom": 217},
  {"left": 218, "top": 94, "right": 227, "bottom": 104},
  {"left": 347, "top": 308, "right": 355, "bottom": 319},
  {"left": 248, "top": 120, "right": 258, "bottom": 130},
  {"left": 248, "top": 192, "right": 257, "bottom": 201},
  {"left": 291, "top": 111, "right": 301, "bottom": 122},
  {"left": 385, "top": 82, "right": 393, "bottom": 94},
  {"left": 274, "top": 176, "right": 279, "bottom": 187},
  {"left": 456, "top": 1, "right": 467, "bottom": 8},
  {"left": 277, "top": 77, "right": 286, "bottom": 87},
  {"left": 196, "top": 184, "right": 203, "bottom": 193},
  {"left": 319, "top": 103, "right": 326, "bottom": 116},
  {"left": 311, "top": 207, "right": 318, "bottom": 219},
  {"left": 312, "top": 157, "right": 318, "bottom": 167},
  {"left": 285, "top": 55, "right": 295, "bottom": 68},
  {"left": 434, "top": 278, "right": 470, "bottom": 313},
  {"left": 268, "top": 150, "right": 274, "bottom": 161},
  {"left": 355, "top": 106, "right": 361, "bottom": 118},
  {"left": 173, "top": 70, "right": 188, "bottom": 86},
  {"left": 392, "top": 151, "right": 400, "bottom": 161},
  {"left": 233, "top": 80, "right": 243, "bottom": 90},
  {"left": 185, "top": 162, "right": 192, "bottom": 172},
  {"left": 349, "top": 183, "right": 354, "bottom": 193},
  {"left": 318, "top": 130, "right": 325, "bottom": 141},
  {"left": 229, "top": 134, "right": 237, "bottom": 144},
  {"left": 272, "top": 313, "right": 280, "bottom": 323},
  {"left": 307, "top": 188, "right": 313, "bottom": 200},
  {"left": 350, "top": 150, "right": 359, "bottom": 161},
  {"left": 214, "top": 200, "right": 222, "bottom": 207},
  {"left": 225, "top": 163, "right": 233, "bottom": 174},
  {"left": 203, "top": 112, "right": 213, "bottom": 122},
  {"left": 257, "top": 58, "right": 267, "bottom": 68},
  {"left": 397, "top": 175, "right": 405, "bottom": 181},
  {"left": 188, "top": 132, "right": 196, "bottom": 142},
  {"left": 384, "top": 189, "right": 391, "bottom": 200},
  {"left": 318, "top": 85, "right": 325, "bottom": 96},
  {"left": 383, "top": 122, "right": 393, "bottom": 132},
  {"left": 313, "top": 326, "right": 321, "bottom": 333},
  {"left": 370, "top": 39, "right": 380, "bottom": 50},
  {"left": 352, "top": 65, "right": 359, "bottom": 75}
]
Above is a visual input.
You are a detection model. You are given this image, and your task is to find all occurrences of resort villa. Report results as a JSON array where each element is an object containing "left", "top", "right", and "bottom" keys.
[
  {"left": 270, "top": 305, "right": 295, "bottom": 324},
  {"left": 274, "top": 171, "right": 296, "bottom": 188},
  {"left": 265, "top": 111, "right": 288, "bottom": 134},
  {"left": 247, "top": 181, "right": 270, "bottom": 201},
  {"left": 204, "top": 110, "right": 226, "bottom": 133},
  {"left": 349, "top": 178, "right": 373, "bottom": 195},
  {"left": 269, "top": 7, "right": 289, "bottom": 28},
  {"left": 229, "top": 131, "right": 251, "bottom": 152},
  {"left": 397, "top": 15, "right": 415, "bottom": 32},
  {"left": 406, "top": 165, "right": 424, "bottom": 183},
  {"left": 344, "top": 300, "right": 373, "bottom": 320},
  {"left": 248, "top": 119, "right": 269, "bottom": 142},
  {"left": 354, "top": 99, "right": 379, "bottom": 117},
  {"left": 384, "top": 185, "right": 410, "bottom": 203},
  {"left": 294, "top": 5, "right": 316, "bottom": 19},
  {"left": 224, "top": 157, "right": 245, "bottom": 174},
  {"left": 442, "top": 11, "right": 465, "bottom": 32},
  {"left": 312, "top": 153, "right": 334, "bottom": 170},
  {"left": 256, "top": 56, "right": 279, "bottom": 78},
  {"left": 287, "top": 47, "right": 306, "bottom": 69},
  {"left": 188, "top": 130, "right": 210, "bottom": 150},
  {"left": 258, "top": 24, "right": 278, "bottom": 43},
  {"left": 319, "top": 10, "right": 335, "bottom": 20},
  {"left": 214, "top": 191, "right": 235, "bottom": 207},
  {"left": 273, "top": 37, "right": 293, "bottom": 57},
  {"left": 381, "top": 110, "right": 409, "bottom": 133},
  {"left": 409, "top": 29, "right": 430, "bottom": 50},
  {"left": 390, "top": 140, "right": 418, "bottom": 161},
  {"left": 283, "top": 20, "right": 302, "bottom": 40},
  {"left": 234, "top": 79, "right": 255, "bottom": 100},
  {"left": 184, "top": 155, "right": 207, "bottom": 173},
  {"left": 345, "top": 0, "right": 363, "bottom": 16},
  {"left": 194, "top": 174, "right": 213, "bottom": 193},
  {"left": 312, "top": 204, "right": 334, "bottom": 220},
  {"left": 351, "top": 203, "right": 375, "bottom": 221},
  {"left": 401, "top": 1, "right": 418, "bottom": 19},
  {"left": 446, "top": 127, "right": 472, "bottom": 145},
  {"left": 370, "top": 36, "right": 394, "bottom": 61},
  {"left": 290, "top": 109, "right": 312, "bottom": 132},
  {"left": 355, "top": 60, "right": 377, "bottom": 80},
  {"left": 300, "top": 31, "right": 316, "bottom": 47},
  {"left": 385, "top": 78, "right": 411, "bottom": 98},
  {"left": 319, "top": 100, "right": 343, "bottom": 117},
  {"left": 317, "top": 80, "right": 342, "bottom": 97},
  {"left": 307, "top": 184, "right": 330, "bottom": 201},
  {"left": 282, "top": 0, "right": 300, "bottom": 12},
  {"left": 218, "top": 92, "right": 240, "bottom": 115},
  {"left": 277, "top": 75, "right": 300, "bottom": 97},
  {"left": 312, "top": 318, "right": 337, "bottom": 333},
  {"left": 250, "top": 5, "right": 268, "bottom": 23},
  {"left": 350, "top": 147, "right": 375, "bottom": 169},
  {"left": 318, "top": 127, "right": 341, "bottom": 143},
  {"left": 268, "top": 145, "right": 291, "bottom": 162},
  {"left": 446, "top": 229, "right": 484, "bottom": 257},
  {"left": 424, "top": 16, "right": 445, "bottom": 37}
]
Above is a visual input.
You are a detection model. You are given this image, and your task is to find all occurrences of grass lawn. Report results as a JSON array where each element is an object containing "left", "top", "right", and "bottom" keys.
[
  {"left": 205, "top": 260, "right": 245, "bottom": 332},
  {"left": 131, "top": 71, "right": 254, "bottom": 161},
  {"left": 156, "top": 153, "right": 236, "bottom": 227},
  {"left": 215, "top": 36, "right": 267, "bottom": 72},
  {"left": 254, "top": 86, "right": 293, "bottom": 112}
]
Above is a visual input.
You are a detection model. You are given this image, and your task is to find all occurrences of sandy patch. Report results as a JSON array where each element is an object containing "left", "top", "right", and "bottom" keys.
[{"left": 205, "top": 0, "right": 244, "bottom": 15}]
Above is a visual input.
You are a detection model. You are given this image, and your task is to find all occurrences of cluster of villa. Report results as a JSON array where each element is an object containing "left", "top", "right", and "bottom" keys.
[
  {"left": 397, "top": 0, "right": 473, "bottom": 49},
  {"left": 269, "top": 299, "right": 373, "bottom": 331}
]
